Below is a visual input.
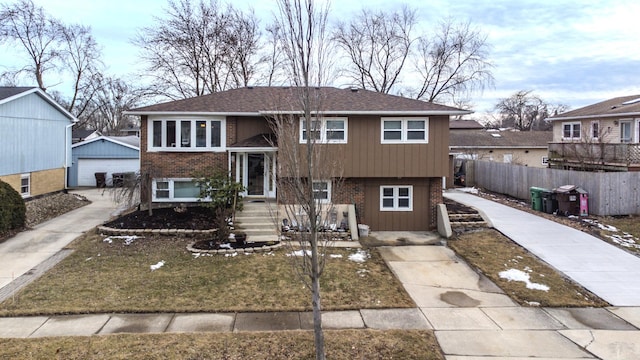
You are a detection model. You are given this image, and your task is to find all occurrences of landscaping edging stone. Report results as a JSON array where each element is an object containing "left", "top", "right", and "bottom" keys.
[
  {"left": 186, "top": 241, "right": 282, "bottom": 254},
  {"left": 98, "top": 225, "right": 217, "bottom": 237}
]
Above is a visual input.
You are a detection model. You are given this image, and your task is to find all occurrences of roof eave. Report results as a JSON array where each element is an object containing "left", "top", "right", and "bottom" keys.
[
  {"left": 546, "top": 112, "right": 640, "bottom": 121},
  {"left": 126, "top": 110, "right": 472, "bottom": 116}
]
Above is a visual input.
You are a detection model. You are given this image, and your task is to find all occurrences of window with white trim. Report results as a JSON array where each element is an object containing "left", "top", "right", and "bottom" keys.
[
  {"left": 312, "top": 181, "right": 331, "bottom": 203},
  {"left": 620, "top": 120, "right": 633, "bottom": 143},
  {"left": 152, "top": 179, "right": 204, "bottom": 202},
  {"left": 380, "top": 185, "right": 413, "bottom": 211},
  {"left": 20, "top": 173, "right": 30, "bottom": 197},
  {"left": 149, "top": 118, "right": 224, "bottom": 151},
  {"left": 381, "top": 118, "right": 428, "bottom": 143},
  {"left": 562, "top": 122, "right": 581, "bottom": 140},
  {"left": 300, "top": 117, "right": 347, "bottom": 143},
  {"left": 590, "top": 121, "right": 600, "bottom": 140}
]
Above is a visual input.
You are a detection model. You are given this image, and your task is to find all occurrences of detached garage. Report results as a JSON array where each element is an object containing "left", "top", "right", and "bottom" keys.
[{"left": 69, "top": 136, "right": 139, "bottom": 187}]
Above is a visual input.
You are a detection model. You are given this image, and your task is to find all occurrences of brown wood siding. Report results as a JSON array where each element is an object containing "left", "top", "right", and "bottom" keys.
[
  {"left": 362, "top": 178, "right": 433, "bottom": 231},
  {"left": 233, "top": 116, "right": 273, "bottom": 144},
  {"left": 276, "top": 115, "right": 450, "bottom": 178}
]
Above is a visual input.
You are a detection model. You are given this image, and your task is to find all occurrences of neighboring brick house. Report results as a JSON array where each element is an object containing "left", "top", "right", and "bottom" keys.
[
  {"left": 0, "top": 87, "right": 76, "bottom": 197},
  {"left": 127, "top": 86, "right": 468, "bottom": 231},
  {"left": 546, "top": 95, "right": 640, "bottom": 171}
]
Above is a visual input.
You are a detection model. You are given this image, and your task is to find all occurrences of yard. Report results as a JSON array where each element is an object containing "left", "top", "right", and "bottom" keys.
[{"left": 0, "top": 231, "right": 413, "bottom": 316}]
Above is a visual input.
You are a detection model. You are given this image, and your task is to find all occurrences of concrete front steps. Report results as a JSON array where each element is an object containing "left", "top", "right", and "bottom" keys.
[{"left": 234, "top": 199, "right": 279, "bottom": 242}]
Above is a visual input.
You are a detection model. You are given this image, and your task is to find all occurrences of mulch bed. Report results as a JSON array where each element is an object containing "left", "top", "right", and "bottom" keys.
[{"left": 104, "top": 206, "right": 215, "bottom": 230}]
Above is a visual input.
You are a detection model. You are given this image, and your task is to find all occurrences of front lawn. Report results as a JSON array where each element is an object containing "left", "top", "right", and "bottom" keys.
[
  {"left": 0, "top": 231, "right": 414, "bottom": 316},
  {"left": 0, "top": 330, "right": 443, "bottom": 360}
]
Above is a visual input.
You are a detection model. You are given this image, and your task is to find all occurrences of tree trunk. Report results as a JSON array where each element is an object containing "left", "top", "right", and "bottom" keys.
[{"left": 310, "top": 233, "right": 325, "bottom": 360}]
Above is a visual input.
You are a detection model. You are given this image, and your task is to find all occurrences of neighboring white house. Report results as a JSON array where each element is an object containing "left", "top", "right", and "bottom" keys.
[
  {"left": 0, "top": 87, "right": 76, "bottom": 197},
  {"left": 69, "top": 136, "right": 140, "bottom": 187}
]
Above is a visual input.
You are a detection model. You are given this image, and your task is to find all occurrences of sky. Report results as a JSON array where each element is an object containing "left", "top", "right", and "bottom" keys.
[{"left": 4, "top": 0, "right": 640, "bottom": 120}]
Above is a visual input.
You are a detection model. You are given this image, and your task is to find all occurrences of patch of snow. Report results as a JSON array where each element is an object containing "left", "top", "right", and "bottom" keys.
[
  {"left": 607, "top": 233, "right": 640, "bottom": 249},
  {"left": 150, "top": 260, "right": 165, "bottom": 271},
  {"left": 103, "top": 235, "right": 141, "bottom": 245},
  {"left": 457, "top": 187, "right": 479, "bottom": 194},
  {"left": 225, "top": 252, "right": 238, "bottom": 257},
  {"left": 348, "top": 249, "right": 370, "bottom": 263},
  {"left": 330, "top": 254, "right": 343, "bottom": 259},
  {"left": 526, "top": 301, "right": 541, "bottom": 306},
  {"left": 219, "top": 243, "right": 232, "bottom": 249},
  {"left": 499, "top": 268, "right": 549, "bottom": 291},
  {"left": 582, "top": 219, "right": 618, "bottom": 232},
  {"left": 287, "top": 250, "right": 312, "bottom": 257}
]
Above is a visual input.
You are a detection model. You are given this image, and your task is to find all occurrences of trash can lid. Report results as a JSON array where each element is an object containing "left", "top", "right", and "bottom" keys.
[{"left": 554, "top": 185, "right": 577, "bottom": 193}]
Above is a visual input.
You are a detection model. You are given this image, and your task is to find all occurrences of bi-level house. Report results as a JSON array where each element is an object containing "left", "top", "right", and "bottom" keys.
[
  {"left": 0, "top": 87, "right": 76, "bottom": 197},
  {"left": 128, "top": 87, "right": 468, "bottom": 231},
  {"left": 547, "top": 95, "right": 640, "bottom": 171}
]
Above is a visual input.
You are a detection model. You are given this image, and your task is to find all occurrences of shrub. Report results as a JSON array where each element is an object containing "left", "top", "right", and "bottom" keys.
[
  {"left": 195, "top": 169, "right": 245, "bottom": 213},
  {"left": 0, "top": 180, "right": 26, "bottom": 234}
]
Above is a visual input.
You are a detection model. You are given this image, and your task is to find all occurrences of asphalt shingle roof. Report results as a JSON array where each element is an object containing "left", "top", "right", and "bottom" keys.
[
  {"left": 0, "top": 86, "right": 36, "bottom": 101},
  {"left": 130, "top": 86, "right": 467, "bottom": 115},
  {"left": 548, "top": 95, "right": 640, "bottom": 120},
  {"left": 450, "top": 130, "right": 552, "bottom": 148}
]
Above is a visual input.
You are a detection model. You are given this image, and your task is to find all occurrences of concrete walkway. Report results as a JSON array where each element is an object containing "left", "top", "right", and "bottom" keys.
[
  {"left": 0, "top": 189, "right": 123, "bottom": 300},
  {"left": 381, "top": 245, "right": 640, "bottom": 360},
  {"left": 444, "top": 190, "right": 640, "bottom": 306}
]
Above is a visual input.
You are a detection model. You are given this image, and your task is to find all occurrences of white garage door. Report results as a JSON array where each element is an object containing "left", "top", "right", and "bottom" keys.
[{"left": 77, "top": 159, "right": 139, "bottom": 186}]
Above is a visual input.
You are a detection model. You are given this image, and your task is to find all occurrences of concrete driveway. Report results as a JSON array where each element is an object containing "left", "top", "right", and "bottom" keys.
[
  {"left": 380, "top": 245, "right": 640, "bottom": 359},
  {"left": 0, "top": 189, "right": 122, "bottom": 296}
]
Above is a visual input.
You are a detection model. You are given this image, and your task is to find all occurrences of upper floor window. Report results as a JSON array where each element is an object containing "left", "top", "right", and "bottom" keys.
[
  {"left": 380, "top": 185, "right": 413, "bottom": 211},
  {"left": 381, "top": 118, "right": 428, "bottom": 143},
  {"left": 149, "top": 117, "right": 224, "bottom": 151},
  {"left": 562, "top": 122, "right": 581, "bottom": 140},
  {"left": 300, "top": 117, "right": 348, "bottom": 143},
  {"left": 590, "top": 121, "right": 600, "bottom": 140},
  {"left": 620, "top": 120, "right": 633, "bottom": 143}
]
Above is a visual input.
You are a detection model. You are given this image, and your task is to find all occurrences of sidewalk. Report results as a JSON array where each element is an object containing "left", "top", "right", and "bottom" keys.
[
  {"left": 445, "top": 189, "right": 640, "bottom": 307},
  {"left": 0, "top": 189, "right": 122, "bottom": 300}
]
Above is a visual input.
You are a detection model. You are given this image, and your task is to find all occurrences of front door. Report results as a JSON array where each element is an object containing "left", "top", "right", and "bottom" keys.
[
  {"left": 247, "top": 153, "right": 265, "bottom": 196},
  {"left": 235, "top": 152, "right": 276, "bottom": 198}
]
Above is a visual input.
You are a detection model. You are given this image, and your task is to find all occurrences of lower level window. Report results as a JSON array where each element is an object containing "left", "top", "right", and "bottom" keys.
[
  {"left": 20, "top": 174, "right": 30, "bottom": 197},
  {"left": 380, "top": 185, "right": 413, "bottom": 211},
  {"left": 152, "top": 179, "right": 203, "bottom": 201},
  {"left": 312, "top": 181, "right": 331, "bottom": 203}
]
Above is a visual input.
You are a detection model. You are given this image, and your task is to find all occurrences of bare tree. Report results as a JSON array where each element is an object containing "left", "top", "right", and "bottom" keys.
[
  {"left": 133, "top": 0, "right": 262, "bottom": 100},
  {"left": 495, "top": 90, "right": 569, "bottom": 131},
  {"left": 272, "top": 1, "right": 334, "bottom": 358},
  {"left": 0, "top": 0, "right": 62, "bottom": 90},
  {"left": 59, "top": 23, "right": 102, "bottom": 118},
  {"left": 82, "top": 76, "right": 143, "bottom": 135},
  {"left": 0, "top": 0, "right": 104, "bottom": 117},
  {"left": 413, "top": 19, "right": 493, "bottom": 105},
  {"left": 333, "top": 6, "right": 416, "bottom": 93}
]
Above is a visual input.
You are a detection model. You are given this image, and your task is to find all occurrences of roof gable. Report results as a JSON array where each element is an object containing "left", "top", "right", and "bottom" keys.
[
  {"left": 548, "top": 95, "right": 640, "bottom": 121},
  {"left": 0, "top": 86, "right": 77, "bottom": 122},
  {"left": 72, "top": 135, "right": 139, "bottom": 151},
  {"left": 129, "top": 86, "right": 470, "bottom": 116}
]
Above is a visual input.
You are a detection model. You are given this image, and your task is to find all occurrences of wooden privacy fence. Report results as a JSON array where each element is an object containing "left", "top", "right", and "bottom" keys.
[{"left": 467, "top": 160, "right": 640, "bottom": 216}]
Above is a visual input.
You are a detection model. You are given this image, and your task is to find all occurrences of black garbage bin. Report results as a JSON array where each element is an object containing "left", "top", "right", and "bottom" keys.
[
  {"left": 541, "top": 191, "right": 558, "bottom": 214},
  {"left": 94, "top": 172, "right": 106, "bottom": 188}
]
